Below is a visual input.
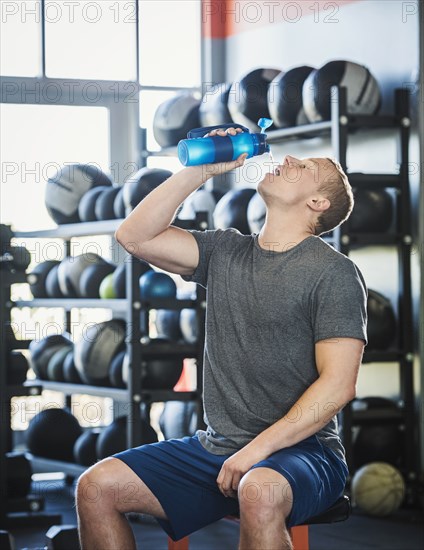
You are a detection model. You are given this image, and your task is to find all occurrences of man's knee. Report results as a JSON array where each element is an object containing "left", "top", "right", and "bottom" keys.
[
  {"left": 76, "top": 457, "right": 120, "bottom": 512},
  {"left": 238, "top": 467, "right": 293, "bottom": 520}
]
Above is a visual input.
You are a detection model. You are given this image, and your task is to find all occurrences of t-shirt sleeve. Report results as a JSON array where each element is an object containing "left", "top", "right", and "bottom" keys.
[
  {"left": 181, "top": 229, "right": 227, "bottom": 288},
  {"left": 312, "top": 259, "right": 368, "bottom": 344}
]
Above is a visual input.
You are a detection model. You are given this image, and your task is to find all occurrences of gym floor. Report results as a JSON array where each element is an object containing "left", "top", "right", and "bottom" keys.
[{"left": 9, "top": 477, "right": 424, "bottom": 550}]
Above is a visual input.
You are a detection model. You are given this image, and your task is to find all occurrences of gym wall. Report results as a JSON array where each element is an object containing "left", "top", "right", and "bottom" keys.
[{"left": 202, "top": 1, "right": 421, "bottom": 402}]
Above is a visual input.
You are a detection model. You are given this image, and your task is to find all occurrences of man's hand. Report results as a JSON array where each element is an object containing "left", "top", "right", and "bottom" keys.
[
  {"left": 200, "top": 127, "right": 248, "bottom": 180},
  {"left": 216, "top": 443, "right": 268, "bottom": 498}
]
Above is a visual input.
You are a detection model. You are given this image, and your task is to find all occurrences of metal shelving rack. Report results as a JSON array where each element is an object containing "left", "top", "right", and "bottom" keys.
[
  {"left": 330, "top": 86, "right": 416, "bottom": 497},
  {"left": 257, "top": 86, "right": 416, "bottom": 495},
  {"left": 1, "top": 215, "right": 207, "bottom": 499},
  {"left": 243, "top": 86, "right": 416, "bottom": 489}
]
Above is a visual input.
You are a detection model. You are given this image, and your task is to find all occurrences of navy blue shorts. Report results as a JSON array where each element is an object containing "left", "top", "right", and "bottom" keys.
[{"left": 114, "top": 434, "right": 348, "bottom": 541}]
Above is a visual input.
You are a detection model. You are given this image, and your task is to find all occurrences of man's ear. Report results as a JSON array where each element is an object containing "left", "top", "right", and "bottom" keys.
[{"left": 307, "top": 196, "right": 330, "bottom": 212}]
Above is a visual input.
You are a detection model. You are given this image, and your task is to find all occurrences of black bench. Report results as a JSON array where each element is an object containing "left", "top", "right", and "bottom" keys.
[{"left": 167, "top": 495, "right": 351, "bottom": 550}]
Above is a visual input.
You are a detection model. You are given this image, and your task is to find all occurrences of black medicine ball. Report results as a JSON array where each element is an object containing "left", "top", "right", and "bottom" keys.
[
  {"left": 29, "top": 260, "right": 60, "bottom": 298},
  {"left": 123, "top": 168, "right": 173, "bottom": 212},
  {"left": 268, "top": 66, "right": 315, "bottom": 128},
  {"left": 78, "top": 186, "right": 111, "bottom": 223},
  {"left": 111, "top": 261, "right": 152, "bottom": 298},
  {"left": 95, "top": 186, "right": 121, "bottom": 221},
  {"left": 45, "top": 264, "right": 65, "bottom": 298},
  {"left": 228, "top": 68, "right": 282, "bottom": 131},
  {"left": 73, "top": 429, "right": 101, "bottom": 466},
  {"left": 350, "top": 189, "right": 393, "bottom": 233},
  {"left": 26, "top": 408, "right": 82, "bottom": 462},
  {"left": 113, "top": 187, "right": 126, "bottom": 219},
  {"left": 367, "top": 289, "right": 397, "bottom": 350},
  {"left": 199, "top": 82, "right": 233, "bottom": 126},
  {"left": 213, "top": 188, "right": 257, "bottom": 234},
  {"left": 96, "top": 416, "right": 157, "bottom": 460},
  {"left": 352, "top": 397, "right": 403, "bottom": 469}
]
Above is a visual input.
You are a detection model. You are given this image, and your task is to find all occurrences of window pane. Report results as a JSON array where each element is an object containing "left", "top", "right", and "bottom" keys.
[
  {"left": 139, "top": 0, "right": 201, "bottom": 87},
  {"left": 0, "top": 0, "right": 41, "bottom": 76},
  {"left": 45, "top": 0, "right": 137, "bottom": 81},
  {"left": 147, "top": 156, "right": 182, "bottom": 174},
  {"left": 0, "top": 104, "right": 110, "bottom": 230}
]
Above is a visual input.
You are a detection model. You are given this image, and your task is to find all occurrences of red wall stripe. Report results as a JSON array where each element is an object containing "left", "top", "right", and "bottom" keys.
[{"left": 202, "top": 0, "right": 359, "bottom": 38}]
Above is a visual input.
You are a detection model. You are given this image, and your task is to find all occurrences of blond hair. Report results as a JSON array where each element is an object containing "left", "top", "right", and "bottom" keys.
[{"left": 315, "top": 158, "right": 354, "bottom": 236}]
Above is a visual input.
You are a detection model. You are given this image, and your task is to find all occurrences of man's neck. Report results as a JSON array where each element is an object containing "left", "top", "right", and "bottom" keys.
[{"left": 257, "top": 213, "right": 314, "bottom": 253}]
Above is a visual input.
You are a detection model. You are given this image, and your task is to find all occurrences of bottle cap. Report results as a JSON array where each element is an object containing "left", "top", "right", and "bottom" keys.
[{"left": 257, "top": 118, "right": 273, "bottom": 133}]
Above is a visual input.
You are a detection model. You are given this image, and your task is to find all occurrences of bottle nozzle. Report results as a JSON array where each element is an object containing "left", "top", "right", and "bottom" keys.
[{"left": 258, "top": 118, "right": 273, "bottom": 134}]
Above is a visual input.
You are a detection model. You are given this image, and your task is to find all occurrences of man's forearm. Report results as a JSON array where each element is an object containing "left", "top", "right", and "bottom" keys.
[
  {"left": 247, "top": 377, "right": 354, "bottom": 457},
  {"left": 116, "top": 166, "right": 207, "bottom": 245}
]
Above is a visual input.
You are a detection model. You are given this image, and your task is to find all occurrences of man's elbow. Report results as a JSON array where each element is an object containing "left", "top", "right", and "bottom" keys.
[
  {"left": 114, "top": 224, "right": 127, "bottom": 248},
  {"left": 114, "top": 224, "right": 142, "bottom": 257},
  {"left": 343, "top": 384, "right": 356, "bottom": 405}
]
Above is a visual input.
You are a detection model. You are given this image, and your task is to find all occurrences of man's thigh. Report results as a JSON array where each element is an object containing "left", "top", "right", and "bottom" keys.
[{"left": 249, "top": 435, "right": 348, "bottom": 526}]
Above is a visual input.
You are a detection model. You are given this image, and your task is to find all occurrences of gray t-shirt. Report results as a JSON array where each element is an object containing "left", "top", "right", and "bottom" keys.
[{"left": 182, "top": 229, "right": 367, "bottom": 460}]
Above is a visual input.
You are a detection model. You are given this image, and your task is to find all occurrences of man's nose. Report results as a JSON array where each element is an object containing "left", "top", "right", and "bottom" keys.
[{"left": 284, "top": 155, "right": 298, "bottom": 166}]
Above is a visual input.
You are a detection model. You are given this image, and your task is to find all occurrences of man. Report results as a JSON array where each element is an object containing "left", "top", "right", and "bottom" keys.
[{"left": 76, "top": 127, "right": 367, "bottom": 550}]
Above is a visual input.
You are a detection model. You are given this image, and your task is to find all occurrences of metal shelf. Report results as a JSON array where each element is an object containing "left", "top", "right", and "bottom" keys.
[
  {"left": 25, "top": 380, "right": 199, "bottom": 402},
  {"left": 7, "top": 384, "right": 42, "bottom": 398},
  {"left": 0, "top": 271, "right": 27, "bottom": 285},
  {"left": 342, "top": 233, "right": 402, "bottom": 247},
  {"left": 12, "top": 216, "right": 204, "bottom": 240},
  {"left": 346, "top": 114, "right": 398, "bottom": 128},
  {"left": 362, "top": 350, "right": 403, "bottom": 363},
  {"left": 12, "top": 298, "right": 199, "bottom": 312},
  {"left": 26, "top": 380, "right": 128, "bottom": 400},
  {"left": 144, "top": 147, "right": 178, "bottom": 157},
  {"left": 352, "top": 408, "right": 404, "bottom": 424},
  {"left": 13, "top": 298, "right": 128, "bottom": 311},
  {"left": 142, "top": 341, "right": 198, "bottom": 357},
  {"left": 27, "top": 454, "right": 86, "bottom": 478},
  {"left": 14, "top": 219, "right": 122, "bottom": 239},
  {"left": 348, "top": 173, "right": 401, "bottom": 189}
]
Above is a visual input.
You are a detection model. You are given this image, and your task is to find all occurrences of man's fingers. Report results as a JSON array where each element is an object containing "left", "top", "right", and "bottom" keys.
[{"left": 205, "top": 127, "right": 243, "bottom": 138}]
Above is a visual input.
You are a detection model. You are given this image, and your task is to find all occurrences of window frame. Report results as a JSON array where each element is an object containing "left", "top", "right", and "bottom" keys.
[{"left": 1, "top": 0, "right": 204, "bottom": 177}]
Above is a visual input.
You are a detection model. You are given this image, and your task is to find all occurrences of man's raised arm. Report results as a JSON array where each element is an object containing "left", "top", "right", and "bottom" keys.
[{"left": 115, "top": 150, "right": 246, "bottom": 275}]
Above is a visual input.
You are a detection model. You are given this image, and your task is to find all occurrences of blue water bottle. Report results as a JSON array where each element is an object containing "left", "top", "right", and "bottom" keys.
[{"left": 177, "top": 118, "right": 273, "bottom": 166}]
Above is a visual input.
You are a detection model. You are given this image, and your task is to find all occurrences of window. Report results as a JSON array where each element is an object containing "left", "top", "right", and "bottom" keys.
[
  {"left": 138, "top": 0, "right": 201, "bottom": 87},
  {"left": 0, "top": 104, "right": 110, "bottom": 230},
  {"left": 45, "top": 0, "right": 137, "bottom": 81},
  {"left": 0, "top": 0, "right": 42, "bottom": 76}
]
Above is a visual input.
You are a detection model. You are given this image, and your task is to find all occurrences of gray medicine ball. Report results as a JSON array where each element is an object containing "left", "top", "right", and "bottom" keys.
[
  {"left": 74, "top": 320, "right": 126, "bottom": 386},
  {"left": 57, "top": 253, "right": 111, "bottom": 298},
  {"left": 153, "top": 93, "right": 201, "bottom": 147},
  {"left": 45, "top": 164, "right": 112, "bottom": 225},
  {"left": 247, "top": 192, "right": 267, "bottom": 233},
  {"left": 302, "top": 60, "right": 381, "bottom": 122},
  {"left": 29, "top": 333, "right": 73, "bottom": 380},
  {"left": 178, "top": 189, "right": 217, "bottom": 229}
]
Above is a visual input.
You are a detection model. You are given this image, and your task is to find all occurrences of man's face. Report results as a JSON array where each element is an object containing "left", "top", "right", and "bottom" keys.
[{"left": 259, "top": 156, "right": 333, "bottom": 206}]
